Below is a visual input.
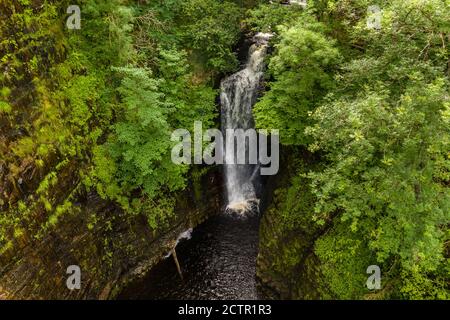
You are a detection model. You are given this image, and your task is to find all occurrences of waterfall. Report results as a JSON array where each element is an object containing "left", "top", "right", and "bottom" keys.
[{"left": 220, "top": 33, "right": 272, "bottom": 214}]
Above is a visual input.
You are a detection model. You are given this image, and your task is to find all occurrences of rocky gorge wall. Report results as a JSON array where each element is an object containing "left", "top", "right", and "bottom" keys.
[
  {"left": 0, "top": 169, "right": 222, "bottom": 300},
  {"left": 256, "top": 147, "right": 326, "bottom": 299}
]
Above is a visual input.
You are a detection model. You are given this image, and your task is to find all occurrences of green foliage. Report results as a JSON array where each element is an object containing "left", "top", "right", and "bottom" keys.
[
  {"left": 143, "top": 197, "right": 177, "bottom": 231},
  {"left": 253, "top": 18, "right": 341, "bottom": 145},
  {"left": 253, "top": 0, "right": 449, "bottom": 299},
  {"left": 135, "top": 0, "right": 243, "bottom": 77},
  {"left": 245, "top": 2, "right": 304, "bottom": 33},
  {"left": 314, "top": 222, "right": 375, "bottom": 299},
  {"left": 92, "top": 47, "right": 217, "bottom": 213},
  {"left": 1, "top": 0, "right": 242, "bottom": 255},
  {"left": 178, "top": 0, "right": 242, "bottom": 73},
  {"left": 306, "top": 0, "right": 449, "bottom": 299},
  {"left": 92, "top": 66, "right": 186, "bottom": 206},
  {"left": 400, "top": 266, "right": 450, "bottom": 300}
]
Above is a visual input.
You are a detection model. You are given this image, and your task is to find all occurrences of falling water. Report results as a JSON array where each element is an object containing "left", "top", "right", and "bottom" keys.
[
  {"left": 118, "top": 34, "right": 273, "bottom": 300},
  {"left": 220, "top": 33, "right": 272, "bottom": 213}
]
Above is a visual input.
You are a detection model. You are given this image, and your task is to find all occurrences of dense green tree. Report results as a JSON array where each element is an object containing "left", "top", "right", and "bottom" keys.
[
  {"left": 0, "top": 0, "right": 245, "bottom": 254},
  {"left": 307, "top": 0, "right": 449, "bottom": 299},
  {"left": 251, "top": 0, "right": 449, "bottom": 299},
  {"left": 253, "top": 17, "right": 341, "bottom": 145}
]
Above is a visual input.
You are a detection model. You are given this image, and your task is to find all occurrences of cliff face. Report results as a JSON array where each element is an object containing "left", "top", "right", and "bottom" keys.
[
  {"left": 256, "top": 148, "right": 325, "bottom": 299},
  {"left": 0, "top": 169, "right": 222, "bottom": 300},
  {"left": 0, "top": 1, "right": 228, "bottom": 300}
]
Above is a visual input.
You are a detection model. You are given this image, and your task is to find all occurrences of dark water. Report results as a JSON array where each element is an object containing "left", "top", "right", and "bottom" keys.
[{"left": 119, "top": 213, "right": 264, "bottom": 300}]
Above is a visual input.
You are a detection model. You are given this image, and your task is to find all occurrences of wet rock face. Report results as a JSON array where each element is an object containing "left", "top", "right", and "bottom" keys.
[
  {"left": 255, "top": 148, "right": 324, "bottom": 300},
  {"left": 256, "top": 206, "right": 322, "bottom": 300},
  {"left": 0, "top": 169, "right": 222, "bottom": 300}
]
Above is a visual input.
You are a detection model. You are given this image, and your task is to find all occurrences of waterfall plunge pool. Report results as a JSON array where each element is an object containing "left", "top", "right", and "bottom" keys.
[{"left": 118, "top": 212, "right": 266, "bottom": 300}]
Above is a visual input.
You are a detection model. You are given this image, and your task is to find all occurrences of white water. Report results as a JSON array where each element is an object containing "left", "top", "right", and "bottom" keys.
[
  {"left": 220, "top": 33, "right": 271, "bottom": 213},
  {"left": 164, "top": 228, "right": 193, "bottom": 258}
]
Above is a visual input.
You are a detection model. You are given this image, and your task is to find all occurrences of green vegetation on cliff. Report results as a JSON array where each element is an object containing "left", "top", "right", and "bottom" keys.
[
  {"left": 0, "top": 0, "right": 249, "bottom": 259},
  {"left": 251, "top": 0, "right": 449, "bottom": 299}
]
